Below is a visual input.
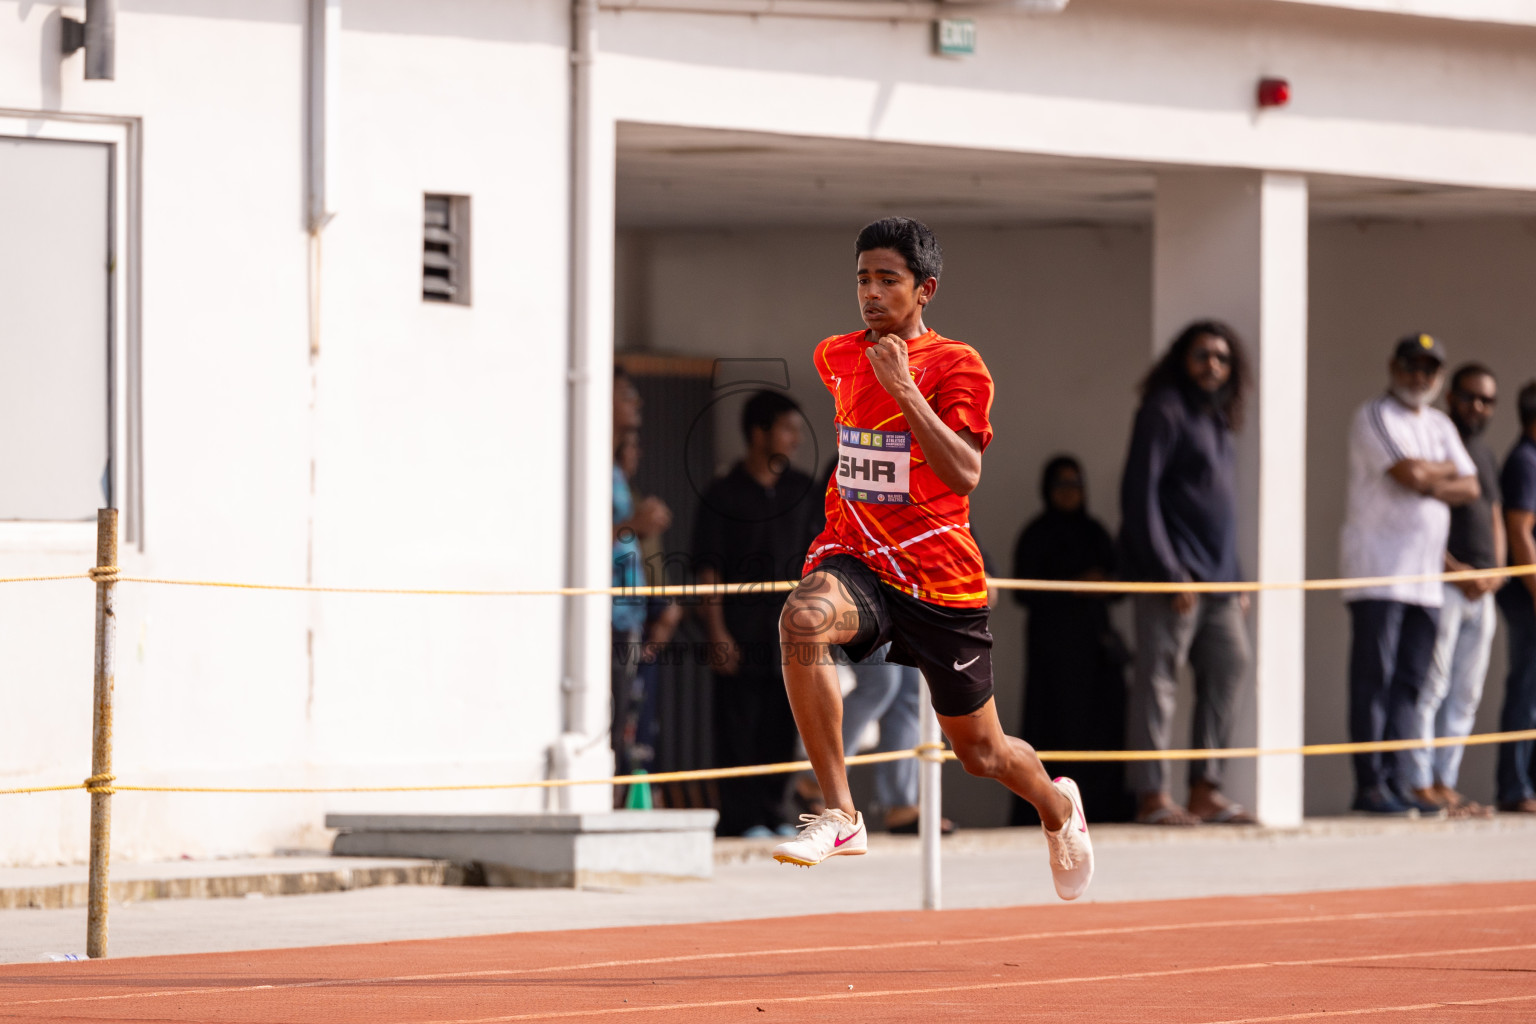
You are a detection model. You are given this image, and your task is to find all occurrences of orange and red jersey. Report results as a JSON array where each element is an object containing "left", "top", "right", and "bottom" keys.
[{"left": 803, "top": 329, "right": 994, "bottom": 608}]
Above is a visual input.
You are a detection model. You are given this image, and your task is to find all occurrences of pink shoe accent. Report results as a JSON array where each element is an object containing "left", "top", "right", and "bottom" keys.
[
  {"left": 1055, "top": 779, "right": 1088, "bottom": 833},
  {"left": 833, "top": 827, "right": 862, "bottom": 848}
]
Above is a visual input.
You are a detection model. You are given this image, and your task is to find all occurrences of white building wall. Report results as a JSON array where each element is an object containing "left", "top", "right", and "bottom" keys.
[
  {"left": 1, "top": 0, "right": 317, "bottom": 865},
  {"left": 306, "top": 0, "right": 574, "bottom": 812},
  {"left": 0, "top": 0, "right": 576, "bottom": 864}
]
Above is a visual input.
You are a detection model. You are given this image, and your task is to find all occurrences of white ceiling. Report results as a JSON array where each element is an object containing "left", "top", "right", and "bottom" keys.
[{"left": 615, "top": 123, "right": 1536, "bottom": 228}]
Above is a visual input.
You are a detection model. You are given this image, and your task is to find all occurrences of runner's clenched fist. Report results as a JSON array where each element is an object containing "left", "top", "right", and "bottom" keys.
[{"left": 866, "top": 334, "right": 915, "bottom": 399}]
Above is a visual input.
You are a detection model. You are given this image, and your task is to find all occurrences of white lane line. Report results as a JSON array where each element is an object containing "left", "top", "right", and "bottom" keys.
[
  {"left": 1196, "top": 991, "right": 1536, "bottom": 1023},
  {"left": 417, "top": 942, "right": 1536, "bottom": 1023}
]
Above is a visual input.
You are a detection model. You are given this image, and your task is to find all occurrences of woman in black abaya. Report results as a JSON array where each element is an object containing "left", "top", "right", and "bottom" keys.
[{"left": 1009, "top": 456, "right": 1136, "bottom": 824}]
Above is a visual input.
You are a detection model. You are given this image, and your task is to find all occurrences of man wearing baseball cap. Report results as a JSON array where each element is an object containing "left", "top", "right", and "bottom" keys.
[{"left": 1339, "top": 334, "right": 1481, "bottom": 816}]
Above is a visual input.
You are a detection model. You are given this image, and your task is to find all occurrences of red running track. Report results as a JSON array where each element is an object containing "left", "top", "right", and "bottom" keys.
[{"left": 2, "top": 882, "right": 1534, "bottom": 1023}]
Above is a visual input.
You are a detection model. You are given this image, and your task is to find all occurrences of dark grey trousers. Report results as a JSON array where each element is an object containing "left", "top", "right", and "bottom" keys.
[{"left": 1127, "top": 594, "right": 1252, "bottom": 795}]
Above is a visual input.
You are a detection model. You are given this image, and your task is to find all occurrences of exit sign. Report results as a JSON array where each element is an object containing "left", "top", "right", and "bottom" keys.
[{"left": 934, "top": 18, "right": 976, "bottom": 57}]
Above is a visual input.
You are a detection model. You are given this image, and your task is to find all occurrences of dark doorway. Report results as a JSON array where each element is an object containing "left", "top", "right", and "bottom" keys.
[{"left": 616, "top": 354, "right": 718, "bottom": 807}]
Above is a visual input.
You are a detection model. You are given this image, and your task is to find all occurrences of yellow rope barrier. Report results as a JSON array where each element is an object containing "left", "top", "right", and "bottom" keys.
[
  {"left": 104, "top": 576, "right": 804, "bottom": 597},
  {"left": 83, "top": 773, "right": 116, "bottom": 795},
  {"left": 0, "top": 562, "right": 1526, "bottom": 597},
  {"left": 4, "top": 730, "right": 1533, "bottom": 797},
  {"left": 0, "top": 561, "right": 1533, "bottom": 597},
  {"left": 987, "top": 563, "right": 1536, "bottom": 595},
  {"left": 0, "top": 565, "right": 1530, "bottom": 795}
]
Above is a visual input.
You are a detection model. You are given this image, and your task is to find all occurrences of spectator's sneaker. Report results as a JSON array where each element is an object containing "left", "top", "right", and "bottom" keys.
[
  {"left": 772, "top": 809, "right": 866, "bottom": 867},
  {"left": 1043, "top": 777, "right": 1094, "bottom": 901},
  {"left": 1351, "top": 787, "right": 1415, "bottom": 817}
]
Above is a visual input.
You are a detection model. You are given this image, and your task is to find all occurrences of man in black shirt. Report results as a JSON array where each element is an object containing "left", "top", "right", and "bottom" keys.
[
  {"left": 1496, "top": 381, "right": 1536, "bottom": 814},
  {"left": 694, "top": 391, "right": 821, "bottom": 836},
  {"left": 1119, "top": 320, "right": 1253, "bottom": 827},
  {"left": 1408, "top": 364, "right": 1503, "bottom": 817}
]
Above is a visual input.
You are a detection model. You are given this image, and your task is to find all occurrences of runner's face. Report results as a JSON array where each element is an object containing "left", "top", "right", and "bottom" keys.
[{"left": 857, "top": 248, "right": 931, "bottom": 337}]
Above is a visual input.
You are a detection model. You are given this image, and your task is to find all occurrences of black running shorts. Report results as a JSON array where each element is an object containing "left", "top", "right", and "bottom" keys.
[{"left": 809, "top": 554, "right": 994, "bottom": 718}]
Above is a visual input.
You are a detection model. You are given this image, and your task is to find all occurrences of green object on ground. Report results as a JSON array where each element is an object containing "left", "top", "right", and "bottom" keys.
[{"left": 624, "top": 771, "right": 653, "bottom": 810}]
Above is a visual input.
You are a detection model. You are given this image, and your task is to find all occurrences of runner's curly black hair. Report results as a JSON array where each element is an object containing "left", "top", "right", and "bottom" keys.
[{"left": 855, "top": 217, "right": 943, "bottom": 284}]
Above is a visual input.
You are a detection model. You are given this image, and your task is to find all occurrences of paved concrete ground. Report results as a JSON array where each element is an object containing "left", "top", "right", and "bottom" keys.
[{"left": 3, "top": 816, "right": 1535, "bottom": 963}]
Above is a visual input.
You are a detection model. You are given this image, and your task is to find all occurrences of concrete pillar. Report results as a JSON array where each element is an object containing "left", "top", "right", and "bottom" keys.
[{"left": 1152, "top": 171, "right": 1308, "bottom": 827}]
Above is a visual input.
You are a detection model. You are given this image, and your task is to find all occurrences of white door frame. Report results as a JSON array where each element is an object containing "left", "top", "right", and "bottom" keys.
[{"left": 0, "top": 111, "right": 141, "bottom": 551}]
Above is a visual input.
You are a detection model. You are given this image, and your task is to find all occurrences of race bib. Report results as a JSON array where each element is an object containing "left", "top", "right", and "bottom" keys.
[{"left": 837, "top": 424, "right": 911, "bottom": 505}]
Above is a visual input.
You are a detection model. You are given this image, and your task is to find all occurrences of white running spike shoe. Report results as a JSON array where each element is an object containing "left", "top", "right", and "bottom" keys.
[
  {"left": 772, "top": 809, "right": 867, "bottom": 867},
  {"left": 1043, "top": 776, "right": 1094, "bottom": 901}
]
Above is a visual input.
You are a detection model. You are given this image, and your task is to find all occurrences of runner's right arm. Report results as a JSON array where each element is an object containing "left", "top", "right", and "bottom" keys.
[{"left": 864, "top": 333, "right": 982, "bottom": 496}]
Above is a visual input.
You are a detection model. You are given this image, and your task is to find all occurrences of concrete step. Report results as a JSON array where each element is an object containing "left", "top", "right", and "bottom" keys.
[{"left": 327, "top": 810, "right": 720, "bottom": 888}]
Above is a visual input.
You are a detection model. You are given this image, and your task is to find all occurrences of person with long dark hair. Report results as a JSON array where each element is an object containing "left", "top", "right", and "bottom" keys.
[
  {"left": 1010, "top": 456, "right": 1135, "bottom": 824},
  {"left": 1119, "top": 320, "right": 1254, "bottom": 826}
]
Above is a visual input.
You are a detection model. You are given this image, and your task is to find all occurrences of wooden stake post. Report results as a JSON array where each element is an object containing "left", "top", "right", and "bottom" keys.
[{"left": 86, "top": 508, "right": 118, "bottom": 959}]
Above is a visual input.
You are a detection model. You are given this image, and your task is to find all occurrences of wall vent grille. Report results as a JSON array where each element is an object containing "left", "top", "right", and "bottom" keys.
[{"left": 423, "top": 194, "right": 470, "bottom": 305}]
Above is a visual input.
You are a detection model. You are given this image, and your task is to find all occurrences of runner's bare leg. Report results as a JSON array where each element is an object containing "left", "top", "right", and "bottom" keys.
[
  {"left": 938, "top": 699, "right": 1072, "bottom": 830},
  {"left": 779, "top": 572, "right": 863, "bottom": 816}
]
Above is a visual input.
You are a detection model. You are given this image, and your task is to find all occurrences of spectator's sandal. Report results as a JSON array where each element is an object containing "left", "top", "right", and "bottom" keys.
[
  {"left": 1135, "top": 805, "right": 1202, "bottom": 826},
  {"left": 1197, "top": 803, "right": 1258, "bottom": 825}
]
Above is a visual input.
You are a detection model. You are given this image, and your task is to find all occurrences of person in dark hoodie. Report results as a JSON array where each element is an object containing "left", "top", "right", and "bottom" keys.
[
  {"left": 1119, "top": 320, "right": 1254, "bottom": 826},
  {"left": 1010, "top": 455, "right": 1135, "bottom": 825}
]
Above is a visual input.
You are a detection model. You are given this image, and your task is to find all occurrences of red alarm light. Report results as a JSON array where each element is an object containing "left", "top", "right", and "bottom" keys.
[{"left": 1257, "top": 77, "right": 1291, "bottom": 108}]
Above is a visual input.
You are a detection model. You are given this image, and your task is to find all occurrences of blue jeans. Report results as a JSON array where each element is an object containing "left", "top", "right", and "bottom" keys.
[
  {"left": 1408, "top": 586, "right": 1496, "bottom": 791},
  {"left": 1347, "top": 600, "right": 1439, "bottom": 795},
  {"left": 1496, "top": 592, "right": 1536, "bottom": 806},
  {"left": 841, "top": 644, "right": 923, "bottom": 810}
]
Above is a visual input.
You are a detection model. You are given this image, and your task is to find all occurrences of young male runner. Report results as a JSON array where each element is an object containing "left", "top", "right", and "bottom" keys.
[{"left": 771, "top": 217, "right": 1094, "bottom": 901}]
